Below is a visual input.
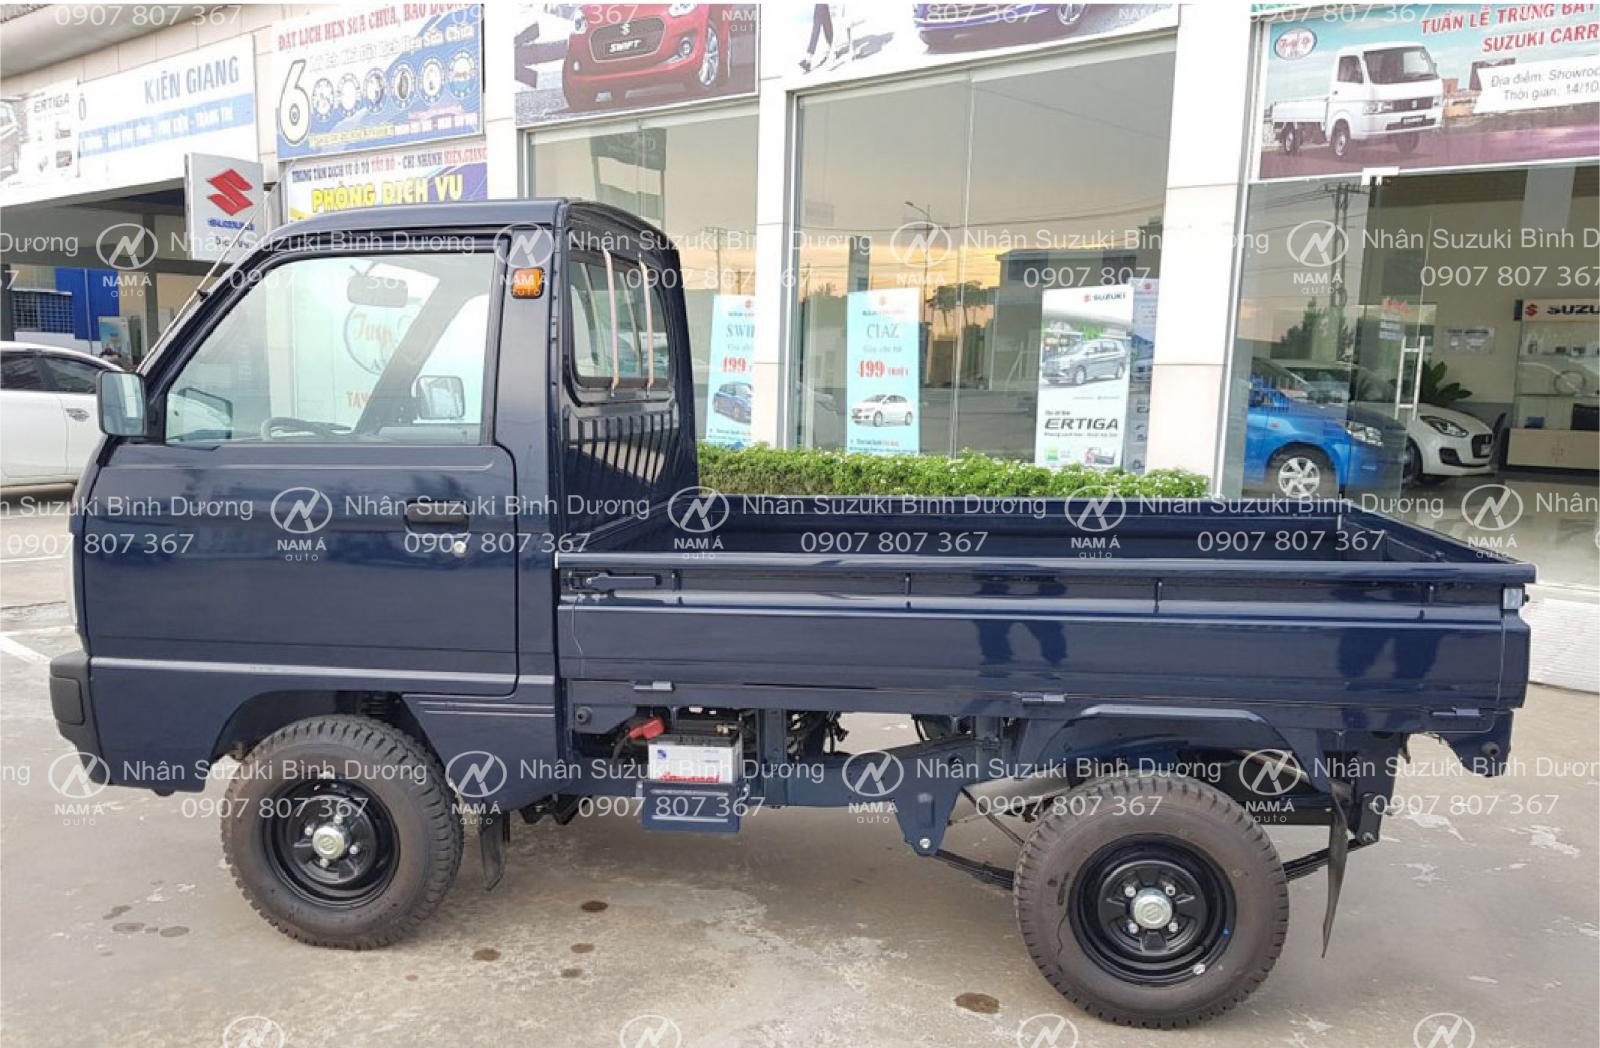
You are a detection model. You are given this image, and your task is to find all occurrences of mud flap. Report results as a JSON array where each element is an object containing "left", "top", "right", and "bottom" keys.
[
  {"left": 480, "top": 811, "right": 510, "bottom": 891},
  {"left": 1321, "top": 781, "right": 1351, "bottom": 957}
]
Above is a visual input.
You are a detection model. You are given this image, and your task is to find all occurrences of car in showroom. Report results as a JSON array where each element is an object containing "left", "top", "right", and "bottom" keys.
[
  {"left": 850, "top": 392, "right": 915, "bottom": 427},
  {"left": 1244, "top": 357, "right": 1404, "bottom": 498},
  {"left": 1042, "top": 337, "right": 1127, "bottom": 387},
  {"left": 711, "top": 379, "right": 752, "bottom": 424},
  {"left": 561, "top": 4, "right": 738, "bottom": 111},
  {"left": 1, "top": 341, "right": 119, "bottom": 488},
  {"left": 1281, "top": 361, "right": 1496, "bottom": 485}
]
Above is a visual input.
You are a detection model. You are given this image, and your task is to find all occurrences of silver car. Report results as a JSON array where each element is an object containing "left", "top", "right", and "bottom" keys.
[{"left": 1043, "top": 338, "right": 1127, "bottom": 387}]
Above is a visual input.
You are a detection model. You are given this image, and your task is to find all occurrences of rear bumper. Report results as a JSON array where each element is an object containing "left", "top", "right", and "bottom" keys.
[{"left": 49, "top": 649, "right": 104, "bottom": 768}]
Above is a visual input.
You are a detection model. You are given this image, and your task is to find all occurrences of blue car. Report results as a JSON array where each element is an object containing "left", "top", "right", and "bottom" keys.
[
  {"left": 1244, "top": 358, "right": 1404, "bottom": 498},
  {"left": 711, "top": 380, "right": 752, "bottom": 424},
  {"left": 913, "top": 4, "right": 1087, "bottom": 49}
]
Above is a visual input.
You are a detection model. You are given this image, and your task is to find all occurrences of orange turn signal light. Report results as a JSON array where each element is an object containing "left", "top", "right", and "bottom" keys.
[{"left": 511, "top": 267, "right": 545, "bottom": 299}]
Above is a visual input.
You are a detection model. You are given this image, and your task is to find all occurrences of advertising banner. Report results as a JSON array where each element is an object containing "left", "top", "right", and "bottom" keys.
[
  {"left": 0, "top": 82, "right": 79, "bottom": 190},
  {"left": 76, "top": 37, "right": 257, "bottom": 190},
  {"left": 1122, "top": 278, "right": 1160, "bottom": 473},
  {"left": 783, "top": 5, "right": 1175, "bottom": 89},
  {"left": 1257, "top": 5, "right": 1600, "bottom": 181},
  {"left": 184, "top": 154, "right": 264, "bottom": 262},
  {"left": 846, "top": 287, "right": 920, "bottom": 455},
  {"left": 1034, "top": 285, "right": 1134, "bottom": 471},
  {"left": 274, "top": 4, "right": 482, "bottom": 160},
  {"left": 703, "top": 293, "right": 756, "bottom": 448},
  {"left": 511, "top": 4, "right": 759, "bottom": 127},
  {"left": 283, "top": 140, "right": 489, "bottom": 221}
]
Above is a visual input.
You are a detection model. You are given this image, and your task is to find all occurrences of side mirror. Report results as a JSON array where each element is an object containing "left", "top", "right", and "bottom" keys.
[
  {"left": 98, "top": 371, "right": 148, "bottom": 437},
  {"left": 413, "top": 374, "right": 466, "bottom": 420}
]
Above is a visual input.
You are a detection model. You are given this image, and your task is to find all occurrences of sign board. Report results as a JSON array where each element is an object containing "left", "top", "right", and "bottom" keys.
[
  {"left": 1515, "top": 299, "right": 1600, "bottom": 323},
  {"left": 75, "top": 37, "right": 257, "bottom": 192},
  {"left": 274, "top": 4, "right": 483, "bottom": 159},
  {"left": 283, "top": 140, "right": 489, "bottom": 221},
  {"left": 703, "top": 294, "right": 757, "bottom": 447},
  {"left": 511, "top": 4, "right": 759, "bottom": 127},
  {"left": 1034, "top": 285, "right": 1134, "bottom": 471},
  {"left": 782, "top": 5, "right": 1175, "bottom": 90},
  {"left": 185, "top": 154, "right": 264, "bottom": 262},
  {"left": 1256, "top": 5, "right": 1600, "bottom": 181},
  {"left": 0, "top": 82, "right": 79, "bottom": 190},
  {"left": 1122, "top": 278, "right": 1160, "bottom": 473},
  {"left": 845, "top": 287, "right": 921, "bottom": 456}
]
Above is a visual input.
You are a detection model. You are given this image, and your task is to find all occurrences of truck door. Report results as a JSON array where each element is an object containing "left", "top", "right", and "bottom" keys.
[{"left": 81, "top": 240, "right": 520, "bottom": 695}]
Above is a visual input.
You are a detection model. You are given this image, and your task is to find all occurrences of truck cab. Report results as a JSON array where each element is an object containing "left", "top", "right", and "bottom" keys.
[{"left": 1271, "top": 41, "right": 1444, "bottom": 159}]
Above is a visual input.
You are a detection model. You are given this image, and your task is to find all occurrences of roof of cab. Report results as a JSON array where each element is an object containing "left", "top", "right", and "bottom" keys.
[{"left": 263, "top": 198, "right": 665, "bottom": 246}]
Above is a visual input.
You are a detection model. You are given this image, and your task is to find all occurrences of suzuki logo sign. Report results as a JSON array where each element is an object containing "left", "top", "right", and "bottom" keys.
[
  {"left": 207, "top": 168, "right": 255, "bottom": 216},
  {"left": 1287, "top": 220, "right": 1349, "bottom": 267}
]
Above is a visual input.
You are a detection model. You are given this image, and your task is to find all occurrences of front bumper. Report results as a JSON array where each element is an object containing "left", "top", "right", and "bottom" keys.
[
  {"left": 566, "top": 18, "right": 708, "bottom": 91},
  {"left": 1425, "top": 432, "right": 1495, "bottom": 476}
]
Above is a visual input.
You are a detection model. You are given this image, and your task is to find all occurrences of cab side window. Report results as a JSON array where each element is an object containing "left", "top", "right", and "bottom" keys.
[
  {"left": 162, "top": 252, "right": 495, "bottom": 444},
  {"left": 1337, "top": 55, "right": 1363, "bottom": 83}
]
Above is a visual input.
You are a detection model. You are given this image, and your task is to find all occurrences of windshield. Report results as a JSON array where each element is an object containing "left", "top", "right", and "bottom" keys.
[{"left": 1366, "top": 47, "right": 1436, "bottom": 84}]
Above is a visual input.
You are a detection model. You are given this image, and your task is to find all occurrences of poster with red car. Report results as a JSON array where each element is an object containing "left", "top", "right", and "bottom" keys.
[{"left": 512, "top": 4, "right": 759, "bottom": 126}]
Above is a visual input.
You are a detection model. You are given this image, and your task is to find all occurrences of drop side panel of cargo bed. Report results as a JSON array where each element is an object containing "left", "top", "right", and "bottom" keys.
[{"left": 555, "top": 505, "right": 1534, "bottom": 714}]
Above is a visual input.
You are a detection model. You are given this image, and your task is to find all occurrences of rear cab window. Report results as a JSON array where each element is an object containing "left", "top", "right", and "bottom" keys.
[{"left": 566, "top": 249, "right": 673, "bottom": 396}]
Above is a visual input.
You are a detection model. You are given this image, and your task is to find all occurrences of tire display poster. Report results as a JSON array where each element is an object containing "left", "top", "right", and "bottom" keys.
[
  {"left": 846, "top": 287, "right": 920, "bottom": 456},
  {"left": 283, "top": 140, "right": 489, "bottom": 221},
  {"left": 1257, "top": 5, "right": 1600, "bottom": 181},
  {"left": 703, "top": 294, "right": 756, "bottom": 448},
  {"left": 274, "top": 4, "right": 482, "bottom": 160},
  {"left": 510, "top": 4, "right": 759, "bottom": 127},
  {"left": 1034, "top": 285, "right": 1133, "bottom": 471}
]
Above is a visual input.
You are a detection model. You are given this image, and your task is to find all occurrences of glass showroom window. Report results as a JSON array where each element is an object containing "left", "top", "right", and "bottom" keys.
[
  {"left": 790, "top": 46, "right": 1175, "bottom": 464},
  {"left": 526, "top": 106, "right": 757, "bottom": 437}
]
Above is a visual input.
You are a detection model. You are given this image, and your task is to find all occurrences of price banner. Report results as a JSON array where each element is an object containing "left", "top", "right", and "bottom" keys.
[
  {"left": 274, "top": 3, "right": 482, "bottom": 160},
  {"left": 846, "top": 287, "right": 921, "bottom": 456},
  {"left": 704, "top": 294, "right": 756, "bottom": 448}
]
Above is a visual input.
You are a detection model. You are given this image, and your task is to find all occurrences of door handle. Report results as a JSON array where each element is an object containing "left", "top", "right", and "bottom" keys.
[
  {"left": 583, "top": 572, "right": 660, "bottom": 593},
  {"left": 404, "top": 499, "right": 470, "bottom": 525},
  {"left": 64, "top": 407, "right": 90, "bottom": 421}
]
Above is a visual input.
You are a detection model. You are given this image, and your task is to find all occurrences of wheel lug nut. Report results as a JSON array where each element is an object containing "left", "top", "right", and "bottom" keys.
[
  {"left": 333, "top": 813, "right": 345, "bottom": 825},
  {"left": 1126, "top": 921, "right": 1139, "bottom": 934},
  {"left": 1163, "top": 883, "right": 1176, "bottom": 896},
  {"left": 1167, "top": 921, "right": 1179, "bottom": 933},
  {"left": 1123, "top": 885, "right": 1136, "bottom": 898},
  {"left": 303, "top": 824, "right": 314, "bottom": 836},
  {"left": 349, "top": 843, "right": 361, "bottom": 855}
]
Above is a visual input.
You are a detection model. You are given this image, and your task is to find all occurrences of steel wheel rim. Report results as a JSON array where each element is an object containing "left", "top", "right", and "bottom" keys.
[
  {"left": 264, "top": 779, "right": 398, "bottom": 907},
  {"left": 1070, "top": 836, "right": 1235, "bottom": 985}
]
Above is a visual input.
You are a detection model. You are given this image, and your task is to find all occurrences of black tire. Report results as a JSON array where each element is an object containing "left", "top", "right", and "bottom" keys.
[
  {"left": 1280, "top": 125, "right": 1300, "bottom": 156},
  {"left": 1394, "top": 131, "right": 1420, "bottom": 154},
  {"left": 1014, "top": 775, "right": 1288, "bottom": 1029},
  {"left": 1403, "top": 439, "right": 1423, "bottom": 486},
  {"left": 221, "top": 715, "right": 462, "bottom": 948},
  {"left": 1331, "top": 121, "right": 1353, "bottom": 160},
  {"left": 873, "top": 411, "right": 883, "bottom": 427},
  {"left": 1073, "top": 366, "right": 1087, "bottom": 386}
]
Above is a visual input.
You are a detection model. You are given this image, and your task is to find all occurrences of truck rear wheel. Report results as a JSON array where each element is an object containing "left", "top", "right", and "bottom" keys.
[
  {"left": 1331, "top": 121, "right": 1353, "bottom": 159},
  {"left": 1013, "top": 775, "right": 1288, "bottom": 1029},
  {"left": 221, "top": 715, "right": 462, "bottom": 948}
]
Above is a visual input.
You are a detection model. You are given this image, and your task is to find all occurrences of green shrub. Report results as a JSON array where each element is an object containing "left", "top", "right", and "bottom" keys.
[{"left": 698, "top": 444, "right": 1209, "bottom": 498}]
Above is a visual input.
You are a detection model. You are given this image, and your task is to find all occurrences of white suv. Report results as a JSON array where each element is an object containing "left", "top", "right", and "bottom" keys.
[{"left": 1, "top": 342, "right": 120, "bottom": 487}]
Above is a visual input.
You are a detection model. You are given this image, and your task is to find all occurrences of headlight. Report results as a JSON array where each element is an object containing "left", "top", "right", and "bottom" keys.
[
  {"left": 1342, "top": 420, "right": 1384, "bottom": 446},
  {"left": 1364, "top": 100, "right": 1395, "bottom": 114},
  {"left": 667, "top": 3, "right": 696, "bottom": 15},
  {"left": 1422, "top": 415, "right": 1469, "bottom": 437}
]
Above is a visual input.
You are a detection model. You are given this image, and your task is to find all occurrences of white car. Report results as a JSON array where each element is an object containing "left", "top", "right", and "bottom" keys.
[
  {"left": 1405, "top": 403, "right": 1496, "bottom": 484},
  {"left": 1, "top": 341, "right": 120, "bottom": 487},
  {"left": 850, "top": 393, "right": 914, "bottom": 427}
]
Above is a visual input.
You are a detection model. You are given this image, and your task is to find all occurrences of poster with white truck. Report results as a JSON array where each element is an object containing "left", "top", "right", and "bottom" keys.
[{"left": 1258, "top": 4, "right": 1600, "bottom": 180}]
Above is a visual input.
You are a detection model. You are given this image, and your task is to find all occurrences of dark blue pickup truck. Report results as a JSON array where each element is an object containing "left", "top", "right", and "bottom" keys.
[{"left": 53, "top": 201, "right": 1534, "bottom": 1029}]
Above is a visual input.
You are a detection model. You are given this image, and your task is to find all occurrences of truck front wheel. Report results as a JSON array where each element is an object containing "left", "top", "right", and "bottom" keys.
[
  {"left": 1013, "top": 775, "right": 1288, "bottom": 1029},
  {"left": 1394, "top": 131, "right": 1420, "bottom": 154},
  {"left": 220, "top": 715, "right": 463, "bottom": 948},
  {"left": 1330, "top": 121, "right": 1353, "bottom": 159},
  {"left": 1280, "top": 125, "right": 1300, "bottom": 155}
]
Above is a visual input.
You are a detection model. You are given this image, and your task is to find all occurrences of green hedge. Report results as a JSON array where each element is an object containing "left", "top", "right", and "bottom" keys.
[{"left": 698, "top": 444, "right": 1209, "bottom": 498}]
